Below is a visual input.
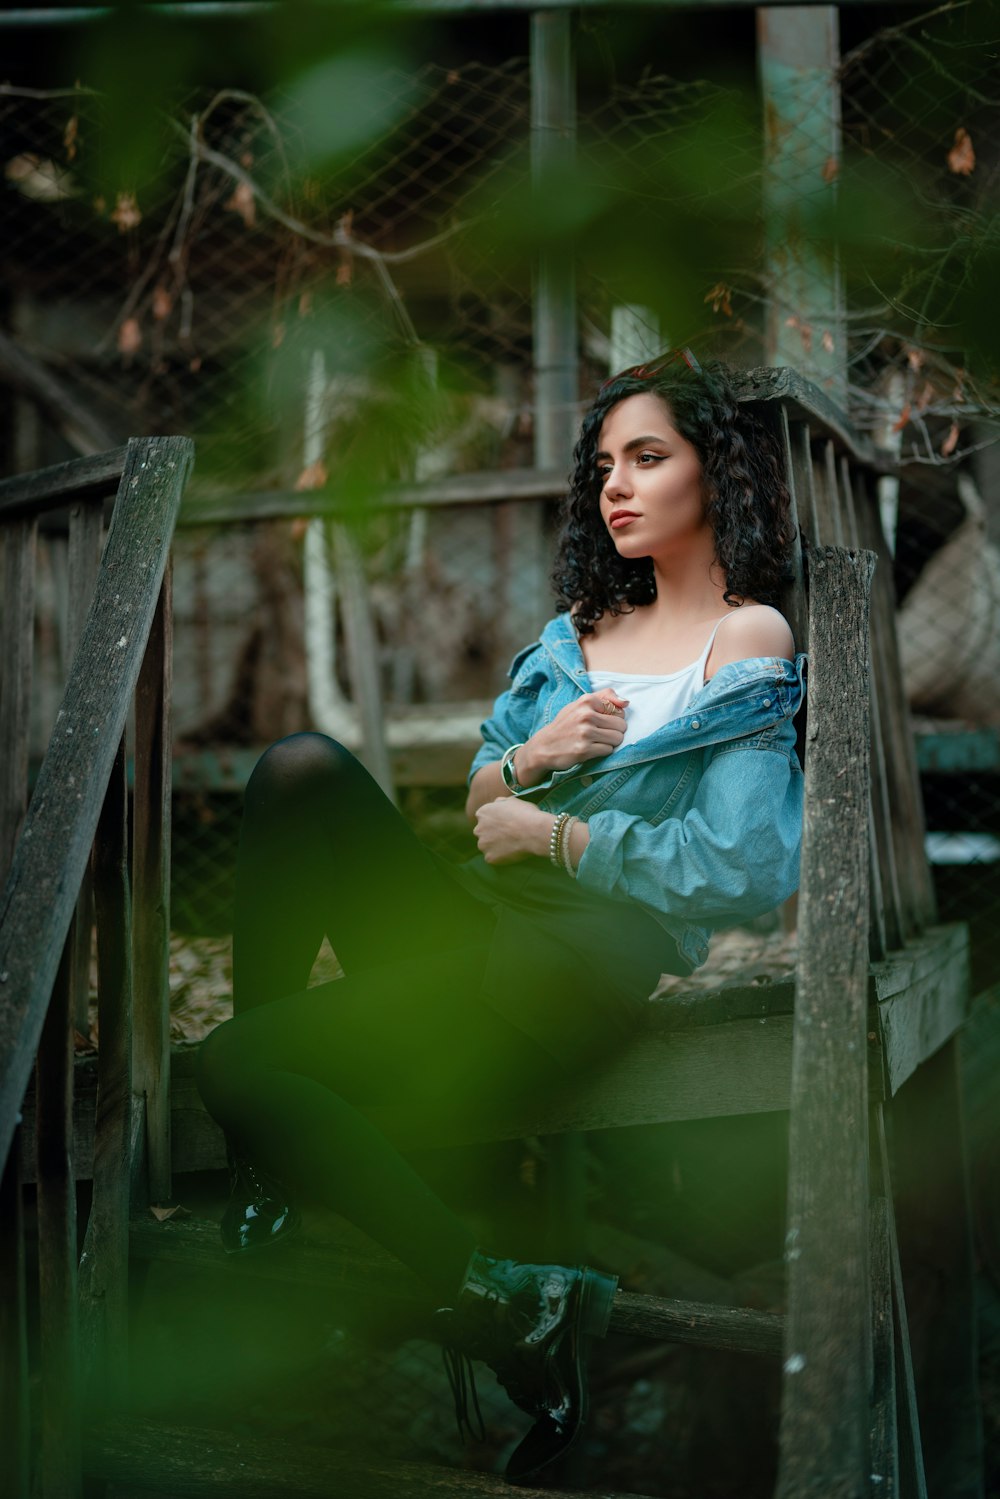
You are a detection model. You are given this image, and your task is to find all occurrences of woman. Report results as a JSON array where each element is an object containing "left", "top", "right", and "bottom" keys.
[{"left": 196, "top": 353, "right": 805, "bottom": 1484}]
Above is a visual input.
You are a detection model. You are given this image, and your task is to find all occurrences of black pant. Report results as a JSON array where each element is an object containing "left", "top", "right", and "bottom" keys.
[{"left": 196, "top": 733, "right": 560, "bottom": 1299}]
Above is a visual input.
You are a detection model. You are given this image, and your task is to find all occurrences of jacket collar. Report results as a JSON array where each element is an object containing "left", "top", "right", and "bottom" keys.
[{"left": 539, "top": 611, "right": 806, "bottom": 772}]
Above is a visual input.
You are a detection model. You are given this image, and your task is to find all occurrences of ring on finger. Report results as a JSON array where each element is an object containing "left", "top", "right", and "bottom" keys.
[{"left": 600, "top": 698, "right": 622, "bottom": 716}]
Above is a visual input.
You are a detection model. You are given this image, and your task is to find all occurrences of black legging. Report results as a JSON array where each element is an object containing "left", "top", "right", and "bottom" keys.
[{"left": 196, "top": 733, "right": 561, "bottom": 1301}]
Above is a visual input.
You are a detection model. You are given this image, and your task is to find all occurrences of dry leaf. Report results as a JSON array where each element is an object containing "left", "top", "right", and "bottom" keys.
[
  {"left": 906, "top": 346, "right": 924, "bottom": 372},
  {"left": 891, "top": 402, "right": 911, "bottom": 433},
  {"left": 6, "top": 153, "right": 75, "bottom": 202},
  {"left": 916, "top": 381, "right": 935, "bottom": 413},
  {"left": 117, "top": 317, "right": 142, "bottom": 357},
  {"left": 152, "top": 284, "right": 172, "bottom": 321},
  {"left": 821, "top": 155, "right": 839, "bottom": 184},
  {"left": 295, "top": 460, "right": 327, "bottom": 492},
  {"left": 149, "top": 1204, "right": 190, "bottom": 1222},
  {"left": 784, "top": 315, "right": 813, "bottom": 354},
  {"left": 290, "top": 517, "right": 310, "bottom": 542},
  {"left": 240, "top": 151, "right": 254, "bottom": 168},
  {"left": 298, "top": 290, "right": 313, "bottom": 318},
  {"left": 941, "top": 422, "right": 960, "bottom": 457},
  {"left": 336, "top": 260, "right": 353, "bottom": 288},
  {"left": 271, "top": 322, "right": 286, "bottom": 349},
  {"left": 110, "top": 191, "right": 142, "bottom": 233},
  {"left": 947, "top": 127, "right": 975, "bottom": 176},
  {"left": 224, "top": 179, "right": 256, "bottom": 229},
  {"left": 64, "top": 115, "right": 79, "bottom": 162},
  {"left": 821, "top": 330, "right": 835, "bottom": 355},
  {"left": 704, "top": 282, "right": 733, "bottom": 317}
]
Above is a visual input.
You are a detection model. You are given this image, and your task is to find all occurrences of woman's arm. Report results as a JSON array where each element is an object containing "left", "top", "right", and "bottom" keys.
[
  {"left": 576, "top": 744, "right": 802, "bottom": 923},
  {"left": 472, "top": 796, "right": 592, "bottom": 868},
  {"left": 465, "top": 691, "right": 628, "bottom": 821}
]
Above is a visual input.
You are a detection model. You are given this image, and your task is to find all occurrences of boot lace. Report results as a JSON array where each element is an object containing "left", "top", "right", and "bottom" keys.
[{"left": 436, "top": 1310, "right": 486, "bottom": 1443}]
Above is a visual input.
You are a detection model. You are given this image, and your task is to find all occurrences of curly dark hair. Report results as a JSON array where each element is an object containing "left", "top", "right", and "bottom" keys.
[{"left": 552, "top": 357, "right": 795, "bottom": 635}]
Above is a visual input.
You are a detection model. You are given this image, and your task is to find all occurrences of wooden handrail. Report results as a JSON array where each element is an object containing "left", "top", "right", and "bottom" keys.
[
  {"left": 0, "top": 447, "right": 130, "bottom": 521},
  {"left": 0, "top": 435, "right": 193, "bottom": 1172}
]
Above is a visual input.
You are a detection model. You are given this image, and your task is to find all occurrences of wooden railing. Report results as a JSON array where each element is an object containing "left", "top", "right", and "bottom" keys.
[{"left": 0, "top": 436, "right": 193, "bottom": 1499}]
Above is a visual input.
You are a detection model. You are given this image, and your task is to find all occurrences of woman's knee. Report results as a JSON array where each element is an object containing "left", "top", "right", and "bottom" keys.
[
  {"left": 196, "top": 1017, "right": 257, "bottom": 1126},
  {"left": 244, "top": 732, "right": 360, "bottom": 812}
]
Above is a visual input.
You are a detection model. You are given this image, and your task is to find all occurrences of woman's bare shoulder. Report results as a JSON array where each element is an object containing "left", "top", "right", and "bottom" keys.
[{"left": 711, "top": 603, "right": 795, "bottom": 668}]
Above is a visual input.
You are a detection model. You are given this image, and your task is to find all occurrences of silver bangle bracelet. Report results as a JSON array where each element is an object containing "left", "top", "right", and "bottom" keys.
[{"left": 500, "top": 743, "right": 525, "bottom": 794}]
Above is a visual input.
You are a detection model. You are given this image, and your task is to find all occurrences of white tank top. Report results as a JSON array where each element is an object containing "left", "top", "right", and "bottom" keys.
[{"left": 588, "top": 616, "right": 728, "bottom": 749}]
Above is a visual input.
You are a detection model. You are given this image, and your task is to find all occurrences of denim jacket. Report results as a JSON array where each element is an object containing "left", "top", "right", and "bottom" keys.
[{"left": 469, "top": 612, "right": 807, "bottom": 972}]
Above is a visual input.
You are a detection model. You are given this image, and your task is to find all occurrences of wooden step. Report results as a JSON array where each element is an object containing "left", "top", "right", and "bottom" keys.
[
  {"left": 130, "top": 1213, "right": 784, "bottom": 1355},
  {"left": 87, "top": 1415, "right": 666, "bottom": 1498}
]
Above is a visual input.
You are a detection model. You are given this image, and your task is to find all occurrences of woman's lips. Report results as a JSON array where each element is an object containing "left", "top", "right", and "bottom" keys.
[{"left": 610, "top": 511, "right": 639, "bottom": 529}]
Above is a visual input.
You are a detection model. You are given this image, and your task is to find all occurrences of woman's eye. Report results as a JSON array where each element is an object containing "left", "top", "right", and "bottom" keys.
[{"left": 636, "top": 451, "right": 662, "bottom": 465}]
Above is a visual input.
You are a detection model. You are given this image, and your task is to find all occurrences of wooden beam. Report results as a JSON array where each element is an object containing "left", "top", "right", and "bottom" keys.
[
  {"left": 0, "top": 518, "right": 36, "bottom": 884},
  {"left": 87, "top": 1416, "right": 666, "bottom": 1499},
  {"left": 776, "top": 546, "right": 876, "bottom": 1499},
  {"left": 0, "top": 435, "right": 193, "bottom": 1174},
  {"left": 0, "top": 448, "right": 127, "bottom": 522},
  {"left": 132, "top": 577, "right": 174, "bottom": 1204},
  {"left": 874, "top": 924, "right": 969, "bottom": 1097}
]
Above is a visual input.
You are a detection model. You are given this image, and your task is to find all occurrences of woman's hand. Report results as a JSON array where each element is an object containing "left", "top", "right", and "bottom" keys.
[
  {"left": 515, "top": 691, "right": 629, "bottom": 786},
  {"left": 474, "top": 797, "right": 552, "bottom": 864}
]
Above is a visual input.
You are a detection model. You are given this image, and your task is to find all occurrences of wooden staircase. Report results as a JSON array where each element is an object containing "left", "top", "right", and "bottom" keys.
[{"left": 1, "top": 372, "right": 984, "bottom": 1498}]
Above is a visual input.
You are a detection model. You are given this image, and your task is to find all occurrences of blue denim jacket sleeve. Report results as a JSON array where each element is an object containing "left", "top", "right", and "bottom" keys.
[
  {"left": 575, "top": 737, "right": 803, "bottom": 924},
  {"left": 467, "top": 642, "right": 544, "bottom": 785}
]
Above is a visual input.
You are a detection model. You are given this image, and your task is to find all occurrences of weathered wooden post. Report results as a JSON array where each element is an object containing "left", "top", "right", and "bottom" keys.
[
  {"left": 776, "top": 545, "right": 876, "bottom": 1499},
  {"left": 758, "top": 5, "right": 845, "bottom": 403}
]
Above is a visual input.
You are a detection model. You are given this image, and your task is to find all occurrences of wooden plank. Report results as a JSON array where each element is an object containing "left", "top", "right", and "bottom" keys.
[
  {"left": 35, "top": 933, "right": 82, "bottom": 1499},
  {"left": 735, "top": 366, "right": 875, "bottom": 467},
  {"left": 0, "top": 435, "right": 193, "bottom": 1173},
  {"left": 87, "top": 1416, "right": 666, "bottom": 1499},
  {"left": 132, "top": 574, "right": 173, "bottom": 1204},
  {"left": 876, "top": 1110, "right": 929, "bottom": 1499},
  {"left": 0, "top": 518, "right": 36, "bottom": 881},
  {"left": 830, "top": 444, "right": 895, "bottom": 955},
  {"left": 820, "top": 439, "right": 846, "bottom": 546},
  {"left": 182, "top": 466, "right": 568, "bottom": 526},
  {"left": 890, "top": 1044, "right": 982, "bottom": 1498},
  {"left": 851, "top": 466, "right": 937, "bottom": 929},
  {"left": 0, "top": 447, "right": 126, "bottom": 521},
  {"left": 786, "top": 419, "right": 818, "bottom": 548},
  {"left": 870, "top": 1192, "right": 900, "bottom": 1496},
  {"left": 79, "top": 736, "right": 133, "bottom": 1408},
  {"left": 0, "top": 1128, "right": 29, "bottom": 1499},
  {"left": 876, "top": 925, "right": 969, "bottom": 1096},
  {"left": 66, "top": 501, "right": 103, "bottom": 1033},
  {"left": 774, "top": 404, "right": 809, "bottom": 653},
  {"left": 127, "top": 1212, "right": 784, "bottom": 1355},
  {"left": 22, "top": 927, "right": 964, "bottom": 1181},
  {"left": 776, "top": 546, "right": 876, "bottom": 1499}
]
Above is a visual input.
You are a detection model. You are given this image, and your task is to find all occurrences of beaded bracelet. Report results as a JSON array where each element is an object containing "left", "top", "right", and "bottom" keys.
[
  {"left": 559, "top": 815, "right": 579, "bottom": 878},
  {"left": 549, "top": 812, "right": 570, "bottom": 868}
]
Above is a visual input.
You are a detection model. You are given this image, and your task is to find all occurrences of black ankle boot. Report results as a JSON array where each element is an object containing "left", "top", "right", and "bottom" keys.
[
  {"left": 436, "top": 1248, "right": 617, "bottom": 1484},
  {"left": 220, "top": 1149, "right": 300, "bottom": 1255}
]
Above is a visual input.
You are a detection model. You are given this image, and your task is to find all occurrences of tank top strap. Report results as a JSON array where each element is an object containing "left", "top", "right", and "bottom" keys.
[{"left": 693, "top": 613, "right": 732, "bottom": 682}]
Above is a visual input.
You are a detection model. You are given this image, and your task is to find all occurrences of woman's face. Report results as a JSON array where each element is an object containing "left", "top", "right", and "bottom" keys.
[{"left": 596, "top": 392, "right": 711, "bottom": 564}]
